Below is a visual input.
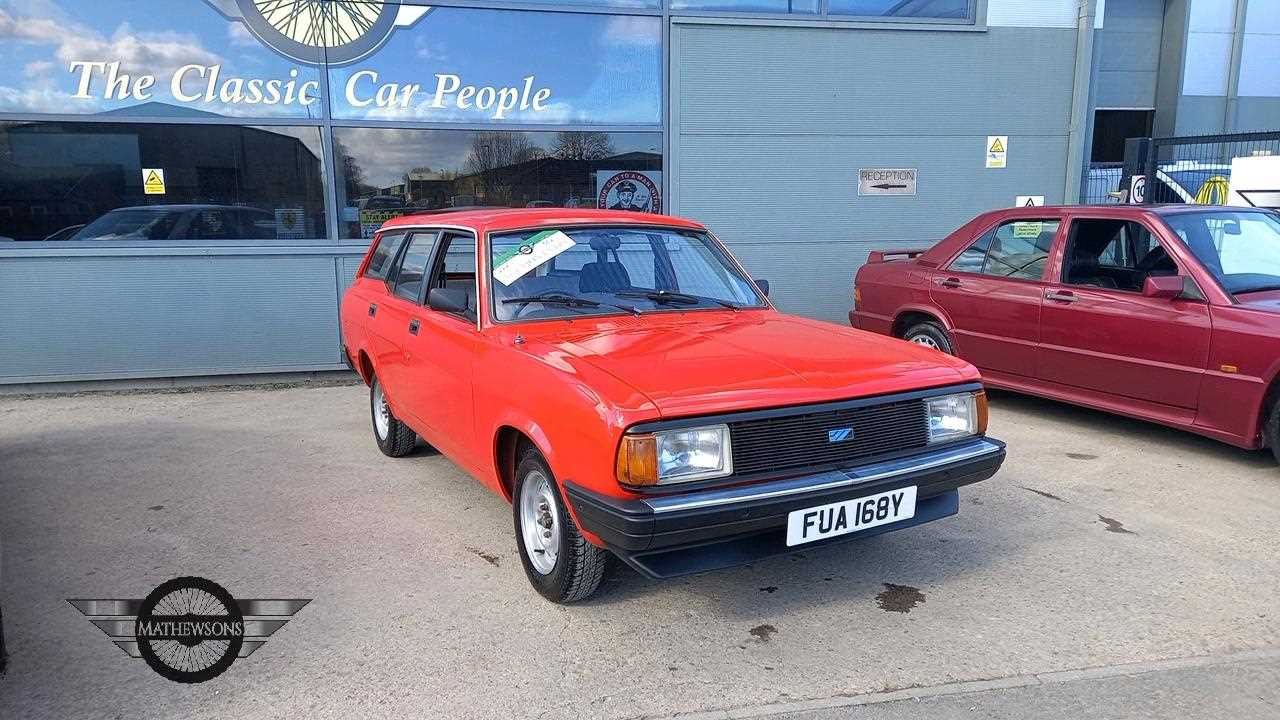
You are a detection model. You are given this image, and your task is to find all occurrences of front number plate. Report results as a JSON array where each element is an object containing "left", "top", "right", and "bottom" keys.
[{"left": 785, "top": 486, "right": 918, "bottom": 547}]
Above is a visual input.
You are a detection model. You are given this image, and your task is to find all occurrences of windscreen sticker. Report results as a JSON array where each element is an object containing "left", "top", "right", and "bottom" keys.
[
  {"left": 1011, "top": 222, "right": 1043, "bottom": 239},
  {"left": 492, "top": 230, "right": 578, "bottom": 286}
]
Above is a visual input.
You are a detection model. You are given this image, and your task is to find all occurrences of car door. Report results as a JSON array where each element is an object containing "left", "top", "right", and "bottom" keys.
[
  {"left": 400, "top": 231, "right": 480, "bottom": 467},
  {"left": 369, "top": 230, "right": 440, "bottom": 427},
  {"left": 929, "top": 216, "right": 1063, "bottom": 378},
  {"left": 342, "top": 230, "right": 406, "bottom": 359},
  {"left": 1037, "top": 216, "right": 1211, "bottom": 409}
]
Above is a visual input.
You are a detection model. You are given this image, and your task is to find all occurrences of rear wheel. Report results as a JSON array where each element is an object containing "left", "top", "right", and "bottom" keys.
[
  {"left": 370, "top": 375, "right": 417, "bottom": 457},
  {"left": 903, "top": 321, "right": 954, "bottom": 355},
  {"left": 513, "top": 446, "right": 607, "bottom": 603}
]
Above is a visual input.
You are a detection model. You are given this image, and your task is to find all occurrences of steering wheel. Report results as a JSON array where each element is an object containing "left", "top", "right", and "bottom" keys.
[{"left": 1136, "top": 245, "right": 1175, "bottom": 276}]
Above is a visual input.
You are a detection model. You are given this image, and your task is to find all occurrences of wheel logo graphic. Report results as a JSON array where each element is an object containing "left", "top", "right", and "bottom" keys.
[
  {"left": 135, "top": 577, "right": 244, "bottom": 684},
  {"left": 213, "top": 0, "right": 431, "bottom": 65},
  {"left": 69, "top": 578, "right": 310, "bottom": 684}
]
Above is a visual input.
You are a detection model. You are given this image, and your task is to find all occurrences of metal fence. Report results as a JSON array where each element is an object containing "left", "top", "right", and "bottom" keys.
[
  {"left": 1133, "top": 131, "right": 1280, "bottom": 206},
  {"left": 1082, "top": 162, "right": 1124, "bottom": 204}
]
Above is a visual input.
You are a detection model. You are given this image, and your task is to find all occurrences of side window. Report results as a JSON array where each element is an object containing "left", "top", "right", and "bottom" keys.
[
  {"left": 364, "top": 232, "right": 405, "bottom": 281},
  {"left": 392, "top": 232, "right": 439, "bottom": 302},
  {"left": 981, "top": 220, "right": 1059, "bottom": 280},
  {"left": 427, "top": 233, "right": 477, "bottom": 320},
  {"left": 1063, "top": 220, "right": 1173, "bottom": 292},
  {"left": 187, "top": 208, "right": 240, "bottom": 240},
  {"left": 947, "top": 231, "right": 992, "bottom": 274}
]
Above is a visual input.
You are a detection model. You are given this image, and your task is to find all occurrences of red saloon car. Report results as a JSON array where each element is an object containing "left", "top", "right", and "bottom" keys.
[
  {"left": 852, "top": 205, "right": 1280, "bottom": 461},
  {"left": 340, "top": 208, "right": 1005, "bottom": 602}
]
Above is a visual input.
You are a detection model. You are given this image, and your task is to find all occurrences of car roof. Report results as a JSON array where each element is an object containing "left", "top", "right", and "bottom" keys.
[
  {"left": 380, "top": 207, "right": 706, "bottom": 234},
  {"left": 109, "top": 204, "right": 265, "bottom": 212},
  {"left": 987, "top": 204, "right": 1274, "bottom": 218}
]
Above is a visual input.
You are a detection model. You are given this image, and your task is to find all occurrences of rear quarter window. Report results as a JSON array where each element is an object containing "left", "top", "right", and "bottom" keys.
[{"left": 365, "top": 232, "right": 405, "bottom": 280}]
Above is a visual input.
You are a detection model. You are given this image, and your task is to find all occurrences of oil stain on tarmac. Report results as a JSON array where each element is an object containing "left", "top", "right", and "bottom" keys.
[{"left": 876, "top": 583, "right": 926, "bottom": 613}]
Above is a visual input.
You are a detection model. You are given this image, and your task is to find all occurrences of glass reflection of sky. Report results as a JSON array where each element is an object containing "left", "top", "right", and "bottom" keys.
[
  {"left": 327, "top": 8, "right": 661, "bottom": 124},
  {"left": 0, "top": 0, "right": 661, "bottom": 125},
  {"left": 0, "top": 0, "right": 325, "bottom": 117}
]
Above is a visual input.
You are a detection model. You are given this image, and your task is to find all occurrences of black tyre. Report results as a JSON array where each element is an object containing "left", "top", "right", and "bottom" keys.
[
  {"left": 1267, "top": 400, "right": 1280, "bottom": 466},
  {"left": 513, "top": 446, "right": 607, "bottom": 603},
  {"left": 370, "top": 374, "right": 417, "bottom": 457},
  {"left": 903, "top": 321, "right": 955, "bottom": 355}
]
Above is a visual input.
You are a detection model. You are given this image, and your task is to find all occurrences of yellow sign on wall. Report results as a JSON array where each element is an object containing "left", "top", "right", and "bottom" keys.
[
  {"left": 986, "top": 136, "right": 1008, "bottom": 169},
  {"left": 142, "top": 168, "right": 166, "bottom": 195}
]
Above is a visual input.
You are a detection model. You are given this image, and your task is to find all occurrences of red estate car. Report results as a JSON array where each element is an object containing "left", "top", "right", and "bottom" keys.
[
  {"left": 340, "top": 208, "right": 1005, "bottom": 602},
  {"left": 852, "top": 205, "right": 1280, "bottom": 460}
]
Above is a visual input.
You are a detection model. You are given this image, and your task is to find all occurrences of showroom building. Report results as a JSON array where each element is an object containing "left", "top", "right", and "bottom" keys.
[{"left": 0, "top": 0, "right": 1276, "bottom": 386}]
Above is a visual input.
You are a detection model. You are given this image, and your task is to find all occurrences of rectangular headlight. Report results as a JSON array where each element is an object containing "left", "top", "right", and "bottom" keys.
[
  {"left": 616, "top": 424, "right": 732, "bottom": 486},
  {"left": 926, "top": 392, "right": 986, "bottom": 444}
]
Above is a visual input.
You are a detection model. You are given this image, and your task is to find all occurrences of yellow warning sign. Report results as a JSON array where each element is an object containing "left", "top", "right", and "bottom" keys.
[
  {"left": 986, "top": 135, "right": 1008, "bottom": 169},
  {"left": 143, "top": 168, "right": 166, "bottom": 195}
]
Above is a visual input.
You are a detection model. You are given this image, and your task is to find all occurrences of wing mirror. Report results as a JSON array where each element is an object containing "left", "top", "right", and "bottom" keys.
[
  {"left": 427, "top": 287, "right": 469, "bottom": 313},
  {"left": 1143, "top": 275, "right": 1184, "bottom": 300},
  {"left": 754, "top": 278, "right": 770, "bottom": 297}
]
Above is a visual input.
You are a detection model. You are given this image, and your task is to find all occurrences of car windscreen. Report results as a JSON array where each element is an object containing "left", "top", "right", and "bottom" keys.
[
  {"left": 70, "top": 209, "right": 181, "bottom": 241},
  {"left": 1162, "top": 210, "right": 1280, "bottom": 295},
  {"left": 488, "top": 226, "right": 766, "bottom": 321}
]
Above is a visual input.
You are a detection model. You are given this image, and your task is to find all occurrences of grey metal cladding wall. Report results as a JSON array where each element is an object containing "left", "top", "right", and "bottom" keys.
[
  {"left": 0, "top": 254, "right": 344, "bottom": 382},
  {"left": 1095, "top": 0, "right": 1164, "bottom": 108},
  {"left": 673, "top": 24, "right": 1077, "bottom": 322}
]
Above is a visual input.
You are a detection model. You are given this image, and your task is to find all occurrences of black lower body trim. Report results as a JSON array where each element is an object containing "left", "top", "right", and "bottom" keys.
[{"left": 565, "top": 438, "right": 1004, "bottom": 579}]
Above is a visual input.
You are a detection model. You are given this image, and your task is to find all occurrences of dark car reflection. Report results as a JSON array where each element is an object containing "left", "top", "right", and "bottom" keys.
[{"left": 64, "top": 205, "right": 281, "bottom": 241}]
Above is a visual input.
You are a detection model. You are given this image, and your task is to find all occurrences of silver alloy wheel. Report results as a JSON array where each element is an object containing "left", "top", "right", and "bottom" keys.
[
  {"left": 519, "top": 470, "right": 560, "bottom": 575},
  {"left": 909, "top": 333, "right": 940, "bottom": 350},
  {"left": 372, "top": 381, "right": 390, "bottom": 440}
]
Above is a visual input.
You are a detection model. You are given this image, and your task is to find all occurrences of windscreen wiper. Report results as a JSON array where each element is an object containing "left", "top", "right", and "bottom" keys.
[
  {"left": 616, "top": 290, "right": 741, "bottom": 310},
  {"left": 502, "top": 294, "right": 642, "bottom": 316}
]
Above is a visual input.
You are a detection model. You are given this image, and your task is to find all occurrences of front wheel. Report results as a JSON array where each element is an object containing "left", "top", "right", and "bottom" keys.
[
  {"left": 903, "top": 321, "right": 955, "bottom": 355},
  {"left": 513, "top": 447, "right": 607, "bottom": 603},
  {"left": 370, "top": 375, "right": 417, "bottom": 457},
  {"left": 1266, "top": 401, "right": 1280, "bottom": 465}
]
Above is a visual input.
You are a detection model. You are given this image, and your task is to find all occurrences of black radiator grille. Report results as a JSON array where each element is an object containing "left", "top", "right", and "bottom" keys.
[{"left": 728, "top": 399, "right": 929, "bottom": 476}]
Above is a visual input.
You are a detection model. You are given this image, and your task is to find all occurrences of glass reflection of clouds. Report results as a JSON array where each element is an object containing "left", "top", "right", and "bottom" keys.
[
  {"left": 328, "top": 9, "right": 661, "bottom": 125},
  {"left": 0, "top": 0, "right": 662, "bottom": 125}
]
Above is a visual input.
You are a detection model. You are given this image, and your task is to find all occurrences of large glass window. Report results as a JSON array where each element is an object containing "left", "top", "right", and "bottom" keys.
[
  {"left": 0, "top": 122, "right": 327, "bottom": 241},
  {"left": 0, "top": 0, "right": 326, "bottom": 118},
  {"left": 332, "top": 127, "right": 662, "bottom": 238},
  {"left": 670, "top": 0, "right": 970, "bottom": 18},
  {"left": 327, "top": 7, "right": 661, "bottom": 125},
  {"left": 669, "top": 0, "right": 819, "bottom": 13},
  {"left": 826, "top": 0, "right": 972, "bottom": 19}
]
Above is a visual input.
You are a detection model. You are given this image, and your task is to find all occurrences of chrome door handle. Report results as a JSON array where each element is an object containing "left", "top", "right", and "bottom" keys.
[
  {"left": 408, "top": 319, "right": 420, "bottom": 335},
  {"left": 368, "top": 303, "right": 377, "bottom": 317},
  {"left": 1045, "top": 290, "right": 1078, "bottom": 303},
  {"left": 939, "top": 277, "right": 961, "bottom": 289}
]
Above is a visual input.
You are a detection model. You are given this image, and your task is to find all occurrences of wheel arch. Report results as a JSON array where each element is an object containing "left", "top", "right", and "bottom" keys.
[
  {"left": 355, "top": 349, "right": 375, "bottom": 386},
  {"left": 492, "top": 420, "right": 556, "bottom": 503},
  {"left": 891, "top": 305, "right": 952, "bottom": 339},
  {"left": 1259, "top": 370, "right": 1280, "bottom": 448}
]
